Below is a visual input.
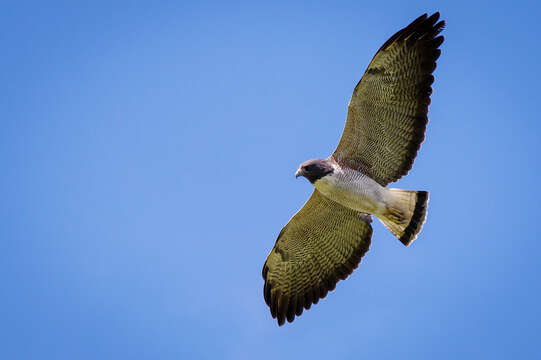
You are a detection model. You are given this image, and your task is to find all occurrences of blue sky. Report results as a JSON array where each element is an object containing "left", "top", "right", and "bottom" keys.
[{"left": 2, "top": 1, "right": 541, "bottom": 359}]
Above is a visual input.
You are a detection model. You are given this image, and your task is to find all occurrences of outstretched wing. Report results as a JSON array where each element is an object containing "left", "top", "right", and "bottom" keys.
[
  {"left": 333, "top": 12, "right": 445, "bottom": 186},
  {"left": 262, "top": 190, "right": 372, "bottom": 326}
]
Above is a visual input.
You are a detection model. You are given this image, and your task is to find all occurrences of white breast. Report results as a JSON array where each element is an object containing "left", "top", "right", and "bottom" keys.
[{"left": 314, "top": 167, "right": 387, "bottom": 215}]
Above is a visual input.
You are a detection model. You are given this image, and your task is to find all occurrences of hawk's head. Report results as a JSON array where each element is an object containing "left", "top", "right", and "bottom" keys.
[{"left": 295, "top": 158, "right": 334, "bottom": 184}]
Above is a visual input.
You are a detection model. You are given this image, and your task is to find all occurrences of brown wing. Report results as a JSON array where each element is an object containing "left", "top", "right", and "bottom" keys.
[
  {"left": 333, "top": 13, "right": 445, "bottom": 186},
  {"left": 262, "top": 190, "right": 372, "bottom": 326}
]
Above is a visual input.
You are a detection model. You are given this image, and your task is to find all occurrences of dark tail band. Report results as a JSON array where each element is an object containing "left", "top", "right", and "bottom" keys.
[{"left": 399, "top": 191, "right": 429, "bottom": 246}]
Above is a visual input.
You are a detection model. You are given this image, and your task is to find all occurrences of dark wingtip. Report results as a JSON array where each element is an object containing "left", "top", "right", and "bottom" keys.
[{"left": 378, "top": 12, "right": 445, "bottom": 52}]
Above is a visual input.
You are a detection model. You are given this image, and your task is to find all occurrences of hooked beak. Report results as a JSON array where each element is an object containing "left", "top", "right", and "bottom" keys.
[{"left": 295, "top": 168, "right": 304, "bottom": 178}]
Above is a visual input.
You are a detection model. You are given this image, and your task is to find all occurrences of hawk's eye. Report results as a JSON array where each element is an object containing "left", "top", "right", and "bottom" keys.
[{"left": 305, "top": 165, "right": 314, "bottom": 171}]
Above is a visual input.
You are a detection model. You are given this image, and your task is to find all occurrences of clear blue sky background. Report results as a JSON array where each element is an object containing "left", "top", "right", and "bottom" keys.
[{"left": 2, "top": 1, "right": 541, "bottom": 359}]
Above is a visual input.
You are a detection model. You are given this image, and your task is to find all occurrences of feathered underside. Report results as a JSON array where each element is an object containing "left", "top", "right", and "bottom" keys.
[{"left": 262, "top": 12, "right": 444, "bottom": 326}]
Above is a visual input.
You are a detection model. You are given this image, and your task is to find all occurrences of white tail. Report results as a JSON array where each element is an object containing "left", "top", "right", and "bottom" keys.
[{"left": 378, "top": 189, "right": 429, "bottom": 246}]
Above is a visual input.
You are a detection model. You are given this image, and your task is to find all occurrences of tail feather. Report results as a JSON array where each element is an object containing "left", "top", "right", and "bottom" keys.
[{"left": 378, "top": 189, "right": 429, "bottom": 246}]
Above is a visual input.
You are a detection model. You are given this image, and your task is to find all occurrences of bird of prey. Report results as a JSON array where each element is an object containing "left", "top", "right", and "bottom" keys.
[{"left": 262, "top": 13, "right": 444, "bottom": 326}]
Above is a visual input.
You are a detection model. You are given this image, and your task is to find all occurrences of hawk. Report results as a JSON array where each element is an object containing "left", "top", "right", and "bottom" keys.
[{"left": 262, "top": 12, "right": 444, "bottom": 325}]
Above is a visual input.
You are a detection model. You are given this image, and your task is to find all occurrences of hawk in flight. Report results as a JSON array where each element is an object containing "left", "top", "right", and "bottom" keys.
[{"left": 262, "top": 13, "right": 445, "bottom": 325}]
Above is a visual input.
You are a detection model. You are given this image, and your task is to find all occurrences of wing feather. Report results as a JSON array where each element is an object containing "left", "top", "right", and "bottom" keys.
[
  {"left": 262, "top": 190, "right": 372, "bottom": 325},
  {"left": 333, "top": 12, "right": 445, "bottom": 185}
]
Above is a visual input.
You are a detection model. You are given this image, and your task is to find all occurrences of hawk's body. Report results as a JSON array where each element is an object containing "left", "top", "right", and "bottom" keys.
[
  {"left": 263, "top": 12, "right": 444, "bottom": 326},
  {"left": 313, "top": 157, "right": 387, "bottom": 216}
]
